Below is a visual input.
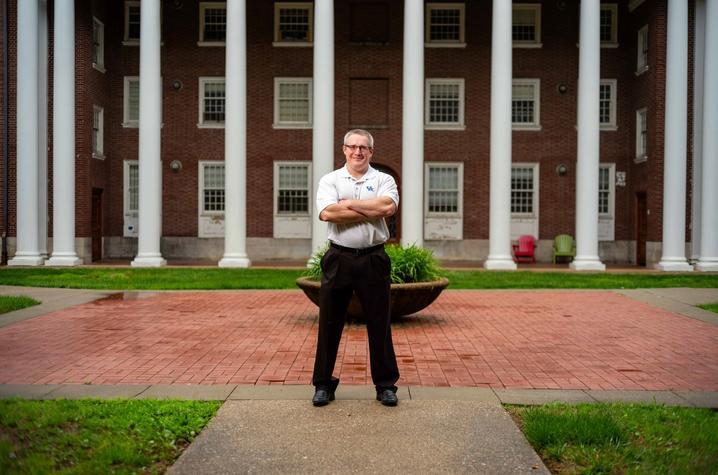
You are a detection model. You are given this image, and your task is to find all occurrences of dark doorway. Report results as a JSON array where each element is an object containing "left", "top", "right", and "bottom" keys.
[
  {"left": 91, "top": 188, "right": 103, "bottom": 262},
  {"left": 372, "top": 163, "right": 400, "bottom": 243},
  {"left": 635, "top": 192, "right": 647, "bottom": 266}
]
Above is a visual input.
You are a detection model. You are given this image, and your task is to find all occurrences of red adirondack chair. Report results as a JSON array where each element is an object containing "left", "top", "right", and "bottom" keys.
[{"left": 512, "top": 235, "right": 536, "bottom": 263}]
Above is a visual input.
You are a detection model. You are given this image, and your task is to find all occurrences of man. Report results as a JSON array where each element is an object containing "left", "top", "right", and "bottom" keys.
[{"left": 312, "top": 129, "right": 400, "bottom": 407}]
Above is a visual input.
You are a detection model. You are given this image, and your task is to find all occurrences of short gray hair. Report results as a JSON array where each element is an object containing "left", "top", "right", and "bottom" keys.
[{"left": 343, "top": 129, "right": 374, "bottom": 149}]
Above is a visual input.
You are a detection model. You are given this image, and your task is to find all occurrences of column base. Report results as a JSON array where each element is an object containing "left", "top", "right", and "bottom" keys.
[
  {"left": 655, "top": 259, "right": 693, "bottom": 272},
  {"left": 7, "top": 253, "right": 45, "bottom": 266},
  {"left": 483, "top": 257, "right": 517, "bottom": 270},
  {"left": 131, "top": 255, "right": 167, "bottom": 267},
  {"left": 694, "top": 259, "right": 718, "bottom": 272},
  {"left": 569, "top": 258, "right": 606, "bottom": 271},
  {"left": 218, "top": 255, "right": 251, "bottom": 268},
  {"left": 46, "top": 253, "right": 83, "bottom": 266}
]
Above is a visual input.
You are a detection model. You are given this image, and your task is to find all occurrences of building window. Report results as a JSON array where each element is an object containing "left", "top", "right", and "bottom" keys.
[
  {"left": 92, "top": 106, "right": 104, "bottom": 159},
  {"left": 636, "top": 25, "right": 649, "bottom": 74},
  {"left": 198, "top": 77, "right": 225, "bottom": 127},
  {"left": 512, "top": 4, "right": 541, "bottom": 47},
  {"left": 635, "top": 108, "right": 647, "bottom": 162},
  {"left": 600, "top": 4, "right": 618, "bottom": 45},
  {"left": 274, "top": 3, "right": 313, "bottom": 45},
  {"left": 511, "top": 165, "right": 537, "bottom": 216},
  {"left": 600, "top": 80, "right": 617, "bottom": 129},
  {"left": 92, "top": 17, "right": 105, "bottom": 72},
  {"left": 123, "top": 76, "right": 140, "bottom": 127},
  {"left": 598, "top": 165, "right": 614, "bottom": 216},
  {"left": 275, "top": 163, "right": 311, "bottom": 215},
  {"left": 425, "top": 3, "right": 465, "bottom": 46},
  {"left": 124, "top": 161, "right": 139, "bottom": 213},
  {"left": 425, "top": 164, "right": 462, "bottom": 215},
  {"left": 512, "top": 79, "right": 540, "bottom": 129},
  {"left": 199, "top": 3, "right": 226, "bottom": 45},
  {"left": 200, "top": 162, "right": 225, "bottom": 214},
  {"left": 274, "top": 78, "right": 312, "bottom": 128},
  {"left": 425, "top": 79, "right": 465, "bottom": 129},
  {"left": 124, "top": 1, "right": 141, "bottom": 44}
]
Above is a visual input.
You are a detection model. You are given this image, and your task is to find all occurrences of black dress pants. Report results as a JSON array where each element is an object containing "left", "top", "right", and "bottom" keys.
[{"left": 312, "top": 245, "right": 400, "bottom": 392}]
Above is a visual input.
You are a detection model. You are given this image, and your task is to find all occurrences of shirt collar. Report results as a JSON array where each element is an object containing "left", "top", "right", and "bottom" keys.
[{"left": 341, "top": 164, "right": 376, "bottom": 182}]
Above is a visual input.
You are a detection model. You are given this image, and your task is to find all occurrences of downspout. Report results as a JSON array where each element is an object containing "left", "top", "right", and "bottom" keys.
[{"left": 2, "top": 0, "right": 9, "bottom": 264}]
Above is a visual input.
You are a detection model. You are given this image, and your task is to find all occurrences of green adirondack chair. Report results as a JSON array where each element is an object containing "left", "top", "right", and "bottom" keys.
[{"left": 553, "top": 234, "right": 576, "bottom": 264}]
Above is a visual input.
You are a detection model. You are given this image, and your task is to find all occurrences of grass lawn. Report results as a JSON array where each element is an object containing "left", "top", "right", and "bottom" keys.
[
  {"left": 0, "top": 399, "right": 220, "bottom": 473},
  {"left": 0, "top": 296, "right": 40, "bottom": 314},
  {"left": 0, "top": 267, "right": 716, "bottom": 290},
  {"left": 698, "top": 302, "right": 718, "bottom": 314},
  {"left": 508, "top": 403, "right": 718, "bottom": 474}
]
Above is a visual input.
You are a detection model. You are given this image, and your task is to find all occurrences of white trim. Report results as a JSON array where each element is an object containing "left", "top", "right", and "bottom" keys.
[
  {"left": 601, "top": 4, "right": 619, "bottom": 46},
  {"left": 600, "top": 79, "right": 617, "bottom": 129},
  {"left": 92, "top": 17, "right": 105, "bottom": 72},
  {"left": 425, "top": 78, "right": 465, "bottom": 129},
  {"left": 510, "top": 163, "right": 539, "bottom": 219},
  {"left": 122, "top": 76, "right": 139, "bottom": 128},
  {"left": 635, "top": 107, "right": 648, "bottom": 162},
  {"left": 424, "top": 162, "right": 464, "bottom": 218},
  {"left": 198, "top": 76, "right": 226, "bottom": 128},
  {"left": 92, "top": 105, "right": 104, "bottom": 159},
  {"left": 123, "top": 160, "right": 139, "bottom": 237},
  {"left": 598, "top": 163, "right": 616, "bottom": 241},
  {"left": 273, "top": 77, "right": 313, "bottom": 129},
  {"left": 425, "top": 3, "right": 465, "bottom": 46},
  {"left": 198, "top": 161, "right": 226, "bottom": 217},
  {"left": 512, "top": 78, "right": 541, "bottom": 129},
  {"left": 273, "top": 161, "right": 312, "bottom": 238},
  {"left": 123, "top": 1, "right": 141, "bottom": 44},
  {"left": 273, "top": 161, "right": 312, "bottom": 217},
  {"left": 636, "top": 24, "right": 649, "bottom": 75},
  {"left": 274, "top": 2, "right": 313, "bottom": 45},
  {"left": 512, "top": 4, "right": 542, "bottom": 48},
  {"left": 199, "top": 2, "right": 226, "bottom": 46}
]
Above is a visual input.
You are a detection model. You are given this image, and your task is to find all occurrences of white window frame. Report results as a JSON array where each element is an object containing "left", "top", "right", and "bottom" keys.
[
  {"left": 424, "top": 162, "right": 464, "bottom": 218},
  {"left": 635, "top": 107, "right": 648, "bottom": 162},
  {"left": 123, "top": 160, "right": 139, "bottom": 237},
  {"left": 198, "top": 77, "right": 226, "bottom": 128},
  {"left": 198, "top": 2, "right": 226, "bottom": 46},
  {"left": 123, "top": 76, "right": 139, "bottom": 128},
  {"left": 600, "top": 4, "right": 619, "bottom": 47},
  {"left": 636, "top": 25, "right": 649, "bottom": 75},
  {"left": 92, "top": 17, "right": 105, "bottom": 72},
  {"left": 512, "top": 78, "right": 541, "bottom": 130},
  {"left": 274, "top": 162, "right": 312, "bottom": 217},
  {"left": 598, "top": 163, "right": 615, "bottom": 219},
  {"left": 510, "top": 163, "right": 539, "bottom": 219},
  {"left": 273, "top": 161, "right": 312, "bottom": 238},
  {"left": 198, "top": 161, "right": 226, "bottom": 217},
  {"left": 273, "top": 77, "right": 313, "bottom": 129},
  {"left": 92, "top": 105, "right": 104, "bottom": 159},
  {"left": 600, "top": 79, "right": 617, "bottom": 130},
  {"left": 425, "top": 3, "right": 466, "bottom": 48},
  {"left": 512, "top": 4, "right": 542, "bottom": 48},
  {"left": 273, "top": 2, "right": 313, "bottom": 47},
  {"left": 425, "top": 78, "right": 466, "bottom": 130},
  {"left": 123, "top": 1, "right": 141, "bottom": 45}
]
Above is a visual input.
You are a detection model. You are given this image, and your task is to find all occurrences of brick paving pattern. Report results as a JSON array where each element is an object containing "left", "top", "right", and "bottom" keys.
[{"left": 0, "top": 291, "right": 716, "bottom": 390}]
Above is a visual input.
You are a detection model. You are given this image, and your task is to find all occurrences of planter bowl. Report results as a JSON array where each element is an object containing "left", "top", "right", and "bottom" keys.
[{"left": 295, "top": 276, "right": 449, "bottom": 320}]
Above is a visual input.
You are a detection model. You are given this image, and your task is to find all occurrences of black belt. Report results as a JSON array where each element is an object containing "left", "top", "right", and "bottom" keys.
[{"left": 330, "top": 242, "right": 384, "bottom": 256}]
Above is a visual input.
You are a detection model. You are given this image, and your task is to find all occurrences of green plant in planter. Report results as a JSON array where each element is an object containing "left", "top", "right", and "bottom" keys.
[{"left": 304, "top": 244, "right": 444, "bottom": 284}]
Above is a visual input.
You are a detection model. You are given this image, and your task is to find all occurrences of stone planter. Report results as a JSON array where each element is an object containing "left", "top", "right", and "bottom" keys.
[{"left": 295, "top": 276, "right": 449, "bottom": 320}]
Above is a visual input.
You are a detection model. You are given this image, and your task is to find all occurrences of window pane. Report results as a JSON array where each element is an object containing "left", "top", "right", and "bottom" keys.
[
  {"left": 203, "top": 165, "right": 225, "bottom": 212},
  {"left": 600, "top": 9, "right": 613, "bottom": 42},
  {"left": 129, "top": 80, "right": 140, "bottom": 122},
  {"left": 600, "top": 84, "right": 612, "bottom": 124},
  {"left": 511, "top": 167, "right": 534, "bottom": 213},
  {"left": 430, "top": 8, "right": 461, "bottom": 41},
  {"left": 203, "top": 82, "right": 226, "bottom": 123},
  {"left": 428, "top": 167, "right": 459, "bottom": 213},
  {"left": 129, "top": 165, "right": 139, "bottom": 212},
  {"left": 203, "top": 7, "right": 227, "bottom": 41},
  {"left": 512, "top": 9, "right": 536, "bottom": 41},
  {"left": 512, "top": 84, "right": 535, "bottom": 124},
  {"left": 128, "top": 6, "right": 141, "bottom": 40},
  {"left": 598, "top": 168, "right": 609, "bottom": 214},
  {"left": 279, "top": 82, "right": 310, "bottom": 122},
  {"left": 279, "top": 7, "right": 310, "bottom": 41},
  {"left": 278, "top": 165, "right": 309, "bottom": 213},
  {"left": 429, "top": 83, "right": 460, "bottom": 123}
]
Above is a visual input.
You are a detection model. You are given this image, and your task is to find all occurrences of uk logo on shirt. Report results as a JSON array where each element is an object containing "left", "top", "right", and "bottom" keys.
[{"left": 367, "top": 185, "right": 374, "bottom": 192}]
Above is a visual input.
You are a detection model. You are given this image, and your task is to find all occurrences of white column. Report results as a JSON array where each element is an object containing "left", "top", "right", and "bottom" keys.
[
  {"left": 400, "top": 0, "right": 424, "bottom": 247},
  {"left": 484, "top": 0, "right": 516, "bottom": 270},
  {"left": 38, "top": 0, "right": 48, "bottom": 258},
  {"left": 310, "top": 0, "right": 334, "bottom": 258},
  {"left": 131, "top": 0, "right": 166, "bottom": 267},
  {"left": 9, "top": 0, "right": 44, "bottom": 266},
  {"left": 657, "top": 0, "right": 692, "bottom": 271},
  {"left": 570, "top": 0, "right": 605, "bottom": 271},
  {"left": 219, "top": 0, "right": 251, "bottom": 267},
  {"left": 695, "top": 0, "right": 718, "bottom": 272},
  {"left": 46, "top": 0, "right": 81, "bottom": 266},
  {"left": 691, "top": 0, "right": 705, "bottom": 261}
]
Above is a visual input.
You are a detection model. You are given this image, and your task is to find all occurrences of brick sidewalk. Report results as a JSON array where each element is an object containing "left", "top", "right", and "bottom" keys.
[{"left": 1, "top": 291, "right": 716, "bottom": 390}]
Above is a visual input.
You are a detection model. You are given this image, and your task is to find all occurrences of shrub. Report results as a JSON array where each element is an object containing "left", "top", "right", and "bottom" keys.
[{"left": 304, "top": 243, "right": 443, "bottom": 284}]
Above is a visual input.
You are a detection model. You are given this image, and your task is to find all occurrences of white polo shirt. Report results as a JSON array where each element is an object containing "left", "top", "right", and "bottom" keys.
[{"left": 316, "top": 165, "right": 399, "bottom": 249}]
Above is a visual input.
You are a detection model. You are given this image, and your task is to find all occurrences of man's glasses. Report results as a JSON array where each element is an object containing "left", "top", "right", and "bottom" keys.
[{"left": 343, "top": 144, "right": 372, "bottom": 152}]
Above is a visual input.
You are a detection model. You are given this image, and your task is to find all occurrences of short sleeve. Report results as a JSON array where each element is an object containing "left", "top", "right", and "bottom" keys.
[
  {"left": 316, "top": 173, "right": 338, "bottom": 215},
  {"left": 377, "top": 173, "right": 399, "bottom": 208}
]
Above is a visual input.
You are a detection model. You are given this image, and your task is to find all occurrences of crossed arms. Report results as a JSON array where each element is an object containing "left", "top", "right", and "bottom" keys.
[{"left": 319, "top": 197, "right": 397, "bottom": 224}]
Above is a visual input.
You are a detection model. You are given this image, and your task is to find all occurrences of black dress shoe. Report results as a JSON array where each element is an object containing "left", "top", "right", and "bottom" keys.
[
  {"left": 312, "top": 389, "right": 335, "bottom": 406},
  {"left": 376, "top": 389, "right": 398, "bottom": 406}
]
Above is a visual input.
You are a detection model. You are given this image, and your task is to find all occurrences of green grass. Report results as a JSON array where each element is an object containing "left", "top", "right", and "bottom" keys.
[
  {"left": 698, "top": 302, "right": 718, "bottom": 314},
  {"left": 0, "top": 296, "right": 40, "bottom": 314},
  {"left": 509, "top": 403, "right": 718, "bottom": 474},
  {"left": 0, "top": 399, "right": 220, "bottom": 474},
  {"left": 0, "top": 267, "right": 716, "bottom": 290}
]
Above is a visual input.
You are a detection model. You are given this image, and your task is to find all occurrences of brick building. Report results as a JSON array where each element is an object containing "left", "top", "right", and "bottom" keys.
[{"left": 1, "top": 0, "right": 716, "bottom": 270}]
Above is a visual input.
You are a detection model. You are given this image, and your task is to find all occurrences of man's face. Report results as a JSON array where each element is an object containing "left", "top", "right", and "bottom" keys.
[{"left": 342, "top": 134, "right": 374, "bottom": 175}]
